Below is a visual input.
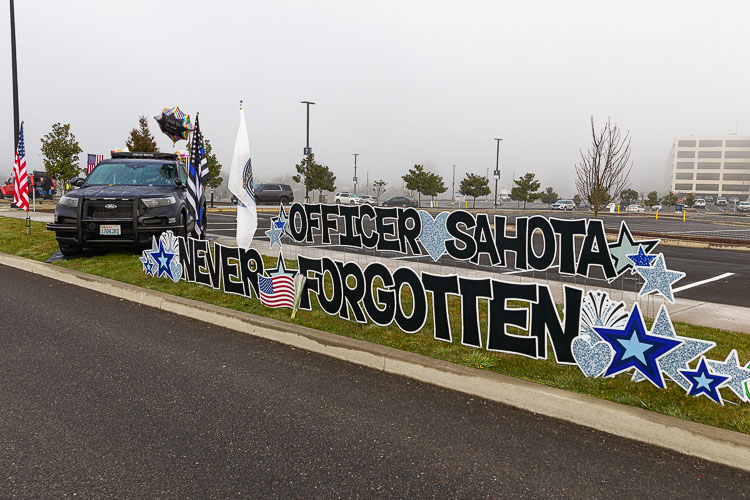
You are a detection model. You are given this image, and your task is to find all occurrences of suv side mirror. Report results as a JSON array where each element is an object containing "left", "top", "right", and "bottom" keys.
[
  {"left": 71, "top": 177, "right": 85, "bottom": 187},
  {"left": 174, "top": 178, "right": 184, "bottom": 187}
]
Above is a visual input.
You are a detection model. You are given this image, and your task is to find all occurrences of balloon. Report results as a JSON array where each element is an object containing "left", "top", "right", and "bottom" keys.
[{"left": 154, "top": 106, "right": 192, "bottom": 144}]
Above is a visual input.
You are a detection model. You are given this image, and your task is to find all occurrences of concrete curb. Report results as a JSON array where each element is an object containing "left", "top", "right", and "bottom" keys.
[{"left": 1, "top": 251, "right": 749, "bottom": 471}]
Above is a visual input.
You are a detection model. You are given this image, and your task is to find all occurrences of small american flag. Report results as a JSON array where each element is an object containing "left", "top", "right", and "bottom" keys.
[
  {"left": 87, "top": 154, "right": 104, "bottom": 175},
  {"left": 258, "top": 274, "right": 295, "bottom": 308},
  {"left": 13, "top": 123, "right": 28, "bottom": 212}
]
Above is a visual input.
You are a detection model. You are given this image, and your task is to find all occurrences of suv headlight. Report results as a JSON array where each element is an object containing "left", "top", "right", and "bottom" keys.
[
  {"left": 59, "top": 195, "right": 79, "bottom": 207},
  {"left": 142, "top": 196, "right": 176, "bottom": 208}
]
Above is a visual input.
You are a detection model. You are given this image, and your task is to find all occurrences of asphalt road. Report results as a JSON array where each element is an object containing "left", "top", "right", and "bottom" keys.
[
  {"left": 207, "top": 211, "right": 750, "bottom": 308},
  {"left": 2, "top": 265, "right": 749, "bottom": 497}
]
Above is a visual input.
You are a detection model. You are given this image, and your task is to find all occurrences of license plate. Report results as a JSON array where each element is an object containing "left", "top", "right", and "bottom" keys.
[{"left": 100, "top": 224, "right": 121, "bottom": 236}]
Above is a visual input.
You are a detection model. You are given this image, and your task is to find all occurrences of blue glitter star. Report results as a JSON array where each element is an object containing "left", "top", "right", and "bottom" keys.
[
  {"left": 594, "top": 303, "right": 681, "bottom": 388},
  {"left": 150, "top": 239, "right": 176, "bottom": 280},
  {"left": 631, "top": 306, "right": 716, "bottom": 390},
  {"left": 627, "top": 245, "right": 656, "bottom": 274},
  {"left": 418, "top": 211, "right": 451, "bottom": 261},
  {"left": 276, "top": 205, "right": 293, "bottom": 237},
  {"left": 680, "top": 357, "right": 730, "bottom": 405},
  {"left": 635, "top": 253, "right": 685, "bottom": 303},
  {"left": 266, "top": 217, "right": 284, "bottom": 249}
]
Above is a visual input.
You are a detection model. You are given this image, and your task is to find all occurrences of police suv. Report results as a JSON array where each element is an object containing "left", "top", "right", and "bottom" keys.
[{"left": 46, "top": 152, "right": 204, "bottom": 255}]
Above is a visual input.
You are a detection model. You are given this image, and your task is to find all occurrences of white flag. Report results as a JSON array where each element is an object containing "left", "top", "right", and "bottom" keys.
[{"left": 228, "top": 105, "right": 257, "bottom": 248}]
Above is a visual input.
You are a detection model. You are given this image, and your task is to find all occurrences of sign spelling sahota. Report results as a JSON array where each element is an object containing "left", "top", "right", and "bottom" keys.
[{"left": 140, "top": 203, "right": 750, "bottom": 406}]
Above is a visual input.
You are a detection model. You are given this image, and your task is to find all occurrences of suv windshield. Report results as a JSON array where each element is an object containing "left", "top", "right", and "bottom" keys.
[{"left": 86, "top": 161, "right": 186, "bottom": 186}]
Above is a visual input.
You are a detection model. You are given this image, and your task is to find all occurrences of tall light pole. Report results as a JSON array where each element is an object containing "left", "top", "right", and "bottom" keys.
[
  {"left": 452, "top": 164, "right": 456, "bottom": 203},
  {"left": 10, "top": 0, "right": 20, "bottom": 150},
  {"left": 366, "top": 171, "right": 369, "bottom": 194},
  {"left": 353, "top": 153, "right": 359, "bottom": 194},
  {"left": 300, "top": 101, "right": 315, "bottom": 202},
  {"left": 494, "top": 138, "right": 503, "bottom": 209}
]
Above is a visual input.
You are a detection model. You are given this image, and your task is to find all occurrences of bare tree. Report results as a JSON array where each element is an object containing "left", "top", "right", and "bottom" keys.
[{"left": 575, "top": 117, "right": 632, "bottom": 218}]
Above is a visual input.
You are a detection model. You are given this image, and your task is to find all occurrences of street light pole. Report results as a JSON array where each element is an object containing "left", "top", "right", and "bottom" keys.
[
  {"left": 300, "top": 101, "right": 315, "bottom": 202},
  {"left": 494, "top": 138, "right": 502, "bottom": 209},
  {"left": 353, "top": 153, "right": 359, "bottom": 194},
  {"left": 366, "top": 171, "right": 369, "bottom": 194},
  {"left": 452, "top": 164, "right": 455, "bottom": 203},
  {"left": 9, "top": 0, "right": 20, "bottom": 150}
]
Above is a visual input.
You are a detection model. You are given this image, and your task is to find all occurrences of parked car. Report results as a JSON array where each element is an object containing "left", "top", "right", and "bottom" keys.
[
  {"left": 705, "top": 195, "right": 714, "bottom": 202},
  {"left": 716, "top": 197, "right": 728, "bottom": 206},
  {"left": 738, "top": 201, "right": 750, "bottom": 212},
  {"left": 45, "top": 152, "right": 199, "bottom": 256},
  {"left": 334, "top": 192, "right": 363, "bottom": 205},
  {"left": 1, "top": 171, "right": 56, "bottom": 200},
  {"left": 381, "top": 196, "right": 418, "bottom": 208},
  {"left": 694, "top": 198, "right": 706, "bottom": 208},
  {"left": 230, "top": 183, "right": 294, "bottom": 205},
  {"left": 626, "top": 204, "right": 645, "bottom": 213},
  {"left": 651, "top": 203, "right": 663, "bottom": 210},
  {"left": 550, "top": 199, "right": 575, "bottom": 211},
  {"left": 730, "top": 196, "right": 739, "bottom": 204},
  {"left": 359, "top": 195, "right": 378, "bottom": 206}
]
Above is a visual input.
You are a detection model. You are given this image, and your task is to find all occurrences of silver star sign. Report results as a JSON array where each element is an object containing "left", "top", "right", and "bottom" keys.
[
  {"left": 635, "top": 253, "right": 685, "bottom": 303},
  {"left": 707, "top": 350, "right": 750, "bottom": 403}
]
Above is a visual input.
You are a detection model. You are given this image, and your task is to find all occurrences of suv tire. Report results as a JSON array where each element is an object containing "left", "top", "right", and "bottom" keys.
[
  {"left": 59, "top": 245, "right": 82, "bottom": 256},
  {"left": 279, "top": 197, "right": 289, "bottom": 205}
]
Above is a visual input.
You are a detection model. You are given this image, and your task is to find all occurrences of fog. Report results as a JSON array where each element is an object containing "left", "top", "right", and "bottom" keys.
[{"left": 2, "top": 0, "right": 749, "bottom": 198}]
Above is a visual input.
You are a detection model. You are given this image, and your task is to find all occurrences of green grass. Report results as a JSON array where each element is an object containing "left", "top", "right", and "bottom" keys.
[{"left": 2, "top": 216, "right": 750, "bottom": 434}]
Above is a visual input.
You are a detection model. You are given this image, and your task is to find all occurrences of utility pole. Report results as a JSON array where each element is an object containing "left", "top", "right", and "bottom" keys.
[
  {"left": 493, "top": 138, "right": 502, "bottom": 209},
  {"left": 366, "top": 171, "right": 369, "bottom": 194},
  {"left": 353, "top": 153, "right": 359, "bottom": 194},
  {"left": 451, "top": 164, "right": 456, "bottom": 203},
  {"left": 10, "top": 0, "right": 20, "bottom": 150},
  {"left": 300, "top": 101, "right": 315, "bottom": 202}
]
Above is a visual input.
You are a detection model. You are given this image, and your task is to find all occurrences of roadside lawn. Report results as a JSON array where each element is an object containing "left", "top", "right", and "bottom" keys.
[{"left": 2, "top": 216, "right": 749, "bottom": 434}]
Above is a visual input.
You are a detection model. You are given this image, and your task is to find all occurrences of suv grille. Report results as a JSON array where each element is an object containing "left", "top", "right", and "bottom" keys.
[{"left": 84, "top": 199, "right": 134, "bottom": 219}]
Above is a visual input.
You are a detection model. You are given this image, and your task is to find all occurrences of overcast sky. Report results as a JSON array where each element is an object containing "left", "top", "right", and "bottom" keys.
[{"left": 2, "top": 0, "right": 749, "bottom": 197}]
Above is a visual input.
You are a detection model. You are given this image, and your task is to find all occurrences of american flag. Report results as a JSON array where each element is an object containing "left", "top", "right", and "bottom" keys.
[
  {"left": 258, "top": 274, "right": 295, "bottom": 308},
  {"left": 87, "top": 154, "right": 104, "bottom": 175},
  {"left": 188, "top": 115, "right": 208, "bottom": 238},
  {"left": 13, "top": 123, "right": 28, "bottom": 212}
]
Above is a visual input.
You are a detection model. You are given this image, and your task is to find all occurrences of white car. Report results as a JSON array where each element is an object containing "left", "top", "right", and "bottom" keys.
[
  {"left": 626, "top": 204, "right": 645, "bottom": 213},
  {"left": 360, "top": 195, "right": 378, "bottom": 206},
  {"left": 651, "top": 203, "right": 662, "bottom": 211},
  {"left": 334, "top": 192, "right": 362, "bottom": 205},
  {"left": 550, "top": 199, "right": 575, "bottom": 211},
  {"left": 738, "top": 201, "right": 750, "bottom": 212},
  {"left": 694, "top": 198, "right": 706, "bottom": 208}
]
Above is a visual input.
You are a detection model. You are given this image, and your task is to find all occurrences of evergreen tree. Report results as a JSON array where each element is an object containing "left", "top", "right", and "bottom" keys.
[
  {"left": 511, "top": 172, "right": 541, "bottom": 209},
  {"left": 539, "top": 186, "right": 559, "bottom": 205},
  {"left": 126, "top": 115, "right": 158, "bottom": 152},
  {"left": 459, "top": 173, "right": 491, "bottom": 208}
]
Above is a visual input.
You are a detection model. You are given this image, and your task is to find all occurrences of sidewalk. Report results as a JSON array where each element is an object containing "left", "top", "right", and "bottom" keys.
[{"left": 4, "top": 206, "right": 750, "bottom": 334}]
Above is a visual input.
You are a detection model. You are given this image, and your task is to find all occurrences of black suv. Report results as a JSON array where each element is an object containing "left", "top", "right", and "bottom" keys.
[
  {"left": 231, "top": 183, "right": 294, "bottom": 205},
  {"left": 46, "top": 152, "right": 203, "bottom": 255}
]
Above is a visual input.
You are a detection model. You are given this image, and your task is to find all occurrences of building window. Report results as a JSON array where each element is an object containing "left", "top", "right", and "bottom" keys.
[
  {"left": 721, "top": 184, "right": 749, "bottom": 192},
  {"left": 723, "top": 162, "right": 750, "bottom": 169},
  {"left": 695, "top": 183, "right": 720, "bottom": 191},
  {"left": 698, "top": 140, "right": 723, "bottom": 147},
  {"left": 675, "top": 172, "right": 694, "bottom": 180},
  {"left": 677, "top": 151, "right": 695, "bottom": 158},
  {"left": 726, "top": 140, "right": 750, "bottom": 147},
  {"left": 696, "top": 173, "right": 720, "bottom": 180},
  {"left": 725, "top": 151, "right": 750, "bottom": 158},
  {"left": 674, "top": 183, "right": 693, "bottom": 190},
  {"left": 678, "top": 140, "right": 696, "bottom": 147},
  {"left": 723, "top": 173, "right": 750, "bottom": 181},
  {"left": 676, "top": 162, "right": 694, "bottom": 169},
  {"left": 697, "top": 162, "right": 720, "bottom": 169},
  {"left": 698, "top": 151, "right": 722, "bottom": 158}
]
